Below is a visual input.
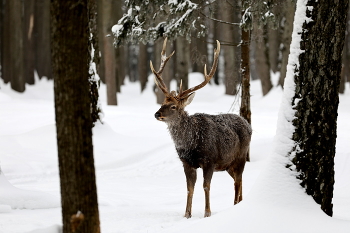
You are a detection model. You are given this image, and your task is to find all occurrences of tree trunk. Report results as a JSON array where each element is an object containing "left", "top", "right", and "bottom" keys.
[
  {"left": 97, "top": 1, "right": 105, "bottom": 83},
  {"left": 35, "top": 0, "right": 51, "bottom": 79},
  {"left": 114, "top": 0, "right": 125, "bottom": 92},
  {"left": 51, "top": 1, "right": 101, "bottom": 232},
  {"left": 340, "top": 6, "right": 350, "bottom": 93},
  {"left": 254, "top": 25, "right": 272, "bottom": 96},
  {"left": 0, "top": 0, "right": 4, "bottom": 82},
  {"left": 23, "top": 0, "right": 35, "bottom": 84},
  {"left": 88, "top": 0, "right": 102, "bottom": 126},
  {"left": 221, "top": 0, "right": 239, "bottom": 95},
  {"left": 278, "top": 0, "right": 296, "bottom": 88},
  {"left": 212, "top": 2, "right": 220, "bottom": 85},
  {"left": 240, "top": 26, "right": 251, "bottom": 161},
  {"left": 139, "top": 42, "right": 148, "bottom": 92},
  {"left": 190, "top": 35, "right": 208, "bottom": 73},
  {"left": 6, "top": 0, "right": 25, "bottom": 92},
  {"left": 101, "top": 0, "right": 117, "bottom": 105},
  {"left": 176, "top": 36, "right": 189, "bottom": 91},
  {"left": 290, "top": 0, "right": 348, "bottom": 217},
  {"left": 268, "top": 27, "right": 280, "bottom": 74}
]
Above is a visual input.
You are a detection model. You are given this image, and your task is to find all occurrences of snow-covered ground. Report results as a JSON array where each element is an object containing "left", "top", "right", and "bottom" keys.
[{"left": 0, "top": 73, "right": 349, "bottom": 233}]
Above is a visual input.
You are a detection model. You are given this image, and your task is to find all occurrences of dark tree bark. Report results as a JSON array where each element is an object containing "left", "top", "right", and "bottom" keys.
[
  {"left": 51, "top": 1, "right": 101, "bottom": 232},
  {"left": 4, "top": 0, "right": 25, "bottom": 92},
  {"left": 290, "top": 0, "right": 349, "bottom": 217},
  {"left": 23, "top": 0, "right": 35, "bottom": 84},
  {"left": 96, "top": 1, "right": 105, "bottom": 83},
  {"left": 35, "top": 0, "right": 52, "bottom": 79},
  {"left": 114, "top": 0, "right": 125, "bottom": 93},
  {"left": 340, "top": 6, "right": 350, "bottom": 93},
  {"left": 88, "top": 0, "right": 102, "bottom": 126},
  {"left": 240, "top": 27, "right": 251, "bottom": 162},
  {"left": 212, "top": 2, "right": 220, "bottom": 85},
  {"left": 0, "top": 0, "right": 4, "bottom": 81}
]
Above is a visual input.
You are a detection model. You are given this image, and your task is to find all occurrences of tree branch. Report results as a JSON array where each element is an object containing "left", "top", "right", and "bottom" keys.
[{"left": 199, "top": 11, "right": 240, "bottom": 26}]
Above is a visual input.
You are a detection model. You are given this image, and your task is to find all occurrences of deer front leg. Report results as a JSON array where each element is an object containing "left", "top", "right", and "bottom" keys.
[
  {"left": 203, "top": 165, "right": 214, "bottom": 217},
  {"left": 183, "top": 163, "right": 197, "bottom": 218}
]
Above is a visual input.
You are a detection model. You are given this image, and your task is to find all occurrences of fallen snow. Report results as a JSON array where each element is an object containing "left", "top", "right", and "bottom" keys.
[{"left": 0, "top": 71, "right": 349, "bottom": 232}]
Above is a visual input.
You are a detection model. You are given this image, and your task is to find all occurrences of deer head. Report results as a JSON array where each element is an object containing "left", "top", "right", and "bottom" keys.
[{"left": 151, "top": 38, "right": 221, "bottom": 122}]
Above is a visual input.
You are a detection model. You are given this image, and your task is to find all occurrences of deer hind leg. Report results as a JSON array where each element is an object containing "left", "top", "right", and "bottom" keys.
[
  {"left": 203, "top": 165, "right": 214, "bottom": 217},
  {"left": 227, "top": 161, "right": 245, "bottom": 205},
  {"left": 183, "top": 163, "right": 197, "bottom": 218}
]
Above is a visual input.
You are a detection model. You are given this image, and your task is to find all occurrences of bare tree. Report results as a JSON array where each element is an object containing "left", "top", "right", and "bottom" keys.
[
  {"left": 278, "top": 0, "right": 296, "bottom": 88},
  {"left": 100, "top": 0, "right": 118, "bottom": 105},
  {"left": 1, "top": 0, "right": 24, "bottom": 91},
  {"left": 35, "top": 0, "right": 51, "bottom": 79},
  {"left": 23, "top": 0, "right": 35, "bottom": 84},
  {"left": 51, "top": 1, "right": 101, "bottom": 232}
]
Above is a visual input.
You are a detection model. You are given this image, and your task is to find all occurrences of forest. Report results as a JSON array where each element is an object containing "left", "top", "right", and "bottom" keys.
[{"left": 0, "top": 0, "right": 350, "bottom": 233}]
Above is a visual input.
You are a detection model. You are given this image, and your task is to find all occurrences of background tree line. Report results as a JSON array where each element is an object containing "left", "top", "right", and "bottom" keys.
[{"left": 1, "top": 0, "right": 349, "bottom": 103}]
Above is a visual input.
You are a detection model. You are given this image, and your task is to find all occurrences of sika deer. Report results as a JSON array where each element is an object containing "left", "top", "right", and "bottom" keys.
[{"left": 151, "top": 38, "right": 252, "bottom": 218}]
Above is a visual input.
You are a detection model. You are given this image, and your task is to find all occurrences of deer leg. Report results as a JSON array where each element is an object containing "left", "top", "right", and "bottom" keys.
[
  {"left": 227, "top": 161, "right": 245, "bottom": 205},
  {"left": 183, "top": 163, "right": 197, "bottom": 218},
  {"left": 239, "top": 181, "right": 243, "bottom": 202},
  {"left": 233, "top": 176, "right": 242, "bottom": 205},
  {"left": 203, "top": 165, "right": 214, "bottom": 217}
]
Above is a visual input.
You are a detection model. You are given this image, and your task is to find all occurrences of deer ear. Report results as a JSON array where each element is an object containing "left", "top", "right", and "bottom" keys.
[{"left": 184, "top": 92, "right": 195, "bottom": 107}]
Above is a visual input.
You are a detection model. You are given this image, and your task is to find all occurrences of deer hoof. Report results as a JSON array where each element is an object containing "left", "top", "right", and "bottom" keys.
[
  {"left": 184, "top": 212, "right": 192, "bottom": 219},
  {"left": 204, "top": 211, "right": 211, "bottom": 217}
]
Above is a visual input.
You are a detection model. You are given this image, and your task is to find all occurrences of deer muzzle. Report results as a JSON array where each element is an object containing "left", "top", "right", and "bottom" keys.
[{"left": 155, "top": 112, "right": 165, "bottom": 121}]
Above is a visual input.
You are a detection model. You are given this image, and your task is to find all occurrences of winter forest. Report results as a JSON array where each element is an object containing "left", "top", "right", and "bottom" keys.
[{"left": 0, "top": 0, "right": 350, "bottom": 233}]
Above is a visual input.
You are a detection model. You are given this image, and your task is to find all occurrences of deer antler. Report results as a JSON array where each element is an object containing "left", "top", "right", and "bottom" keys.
[
  {"left": 150, "top": 37, "right": 175, "bottom": 95},
  {"left": 178, "top": 40, "right": 220, "bottom": 99}
]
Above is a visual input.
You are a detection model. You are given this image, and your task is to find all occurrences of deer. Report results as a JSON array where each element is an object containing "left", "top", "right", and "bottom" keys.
[{"left": 150, "top": 38, "right": 252, "bottom": 218}]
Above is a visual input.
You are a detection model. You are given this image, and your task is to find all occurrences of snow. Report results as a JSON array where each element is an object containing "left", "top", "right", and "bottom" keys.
[{"left": 0, "top": 71, "right": 349, "bottom": 233}]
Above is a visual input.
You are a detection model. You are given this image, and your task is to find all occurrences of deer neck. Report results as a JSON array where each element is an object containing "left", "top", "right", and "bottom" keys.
[{"left": 166, "top": 110, "right": 196, "bottom": 150}]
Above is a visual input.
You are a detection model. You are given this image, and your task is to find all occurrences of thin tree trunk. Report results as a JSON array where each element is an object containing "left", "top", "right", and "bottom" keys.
[
  {"left": 51, "top": 1, "right": 101, "bottom": 232},
  {"left": 102, "top": 0, "right": 117, "bottom": 105},
  {"left": 176, "top": 36, "right": 189, "bottom": 91},
  {"left": 254, "top": 25, "right": 272, "bottom": 96},
  {"left": 268, "top": 28, "right": 280, "bottom": 74},
  {"left": 23, "top": 0, "right": 35, "bottom": 84},
  {"left": 114, "top": 0, "right": 125, "bottom": 92},
  {"left": 221, "top": 0, "right": 239, "bottom": 95},
  {"left": 212, "top": 2, "right": 220, "bottom": 85},
  {"left": 97, "top": 1, "right": 105, "bottom": 83},
  {"left": 35, "top": 0, "right": 51, "bottom": 79},
  {"left": 139, "top": 42, "right": 148, "bottom": 92},
  {"left": 279, "top": 0, "right": 296, "bottom": 88},
  {"left": 0, "top": 0, "right": 6, "bottom": 83},
  {"left": 240, "top": 7, "right": 251, "bottom": 161},
  {"left": 7, "top": 0, "right": 25, "bottom": 92},
  {"left": 290, "top": 0, "right": 349, "bottom": 216}
]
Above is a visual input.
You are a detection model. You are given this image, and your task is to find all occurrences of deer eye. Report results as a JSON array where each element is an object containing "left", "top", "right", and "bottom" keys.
[{"left": 170, "top": 105, "right": 177, "bottom": 110}]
